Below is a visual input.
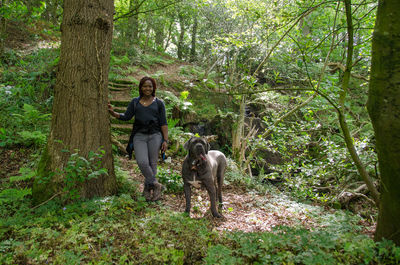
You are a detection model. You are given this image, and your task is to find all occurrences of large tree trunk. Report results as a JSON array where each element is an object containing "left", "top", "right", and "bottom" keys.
[
  {"left": 33, "top": 0, "right": 116, "bottom": 204},
  {"left": 367, "top": 0, "right": 400, "bottom": 245}
]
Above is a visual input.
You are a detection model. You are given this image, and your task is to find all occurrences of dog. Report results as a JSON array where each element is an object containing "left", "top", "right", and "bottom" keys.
[{"left": 182, "top": 137, "right": 227, "bottom": 218}]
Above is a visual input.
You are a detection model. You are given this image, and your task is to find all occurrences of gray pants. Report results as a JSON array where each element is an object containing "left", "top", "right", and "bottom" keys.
[{"left": 133, "top": 132, "right": 162, "bottom": 185}]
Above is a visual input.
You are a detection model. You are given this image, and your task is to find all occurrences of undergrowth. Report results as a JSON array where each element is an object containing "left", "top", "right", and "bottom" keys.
[{"left": 1, "top": 166, "right": 399, "bottom": 264}]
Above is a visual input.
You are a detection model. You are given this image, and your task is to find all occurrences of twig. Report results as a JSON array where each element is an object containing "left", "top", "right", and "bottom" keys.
[{"left": 31, "top": 192, "right": 62, "bottom": 210}]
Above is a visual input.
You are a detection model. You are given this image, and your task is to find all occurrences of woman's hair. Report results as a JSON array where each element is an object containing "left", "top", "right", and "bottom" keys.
[{"left": 138, "top": 76, "right": 157, "bottom": 97}]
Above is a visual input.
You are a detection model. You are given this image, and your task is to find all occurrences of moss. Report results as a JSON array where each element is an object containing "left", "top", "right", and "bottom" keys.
[{"left": 32, "top": 145, "right": 57, "bottom": 205}]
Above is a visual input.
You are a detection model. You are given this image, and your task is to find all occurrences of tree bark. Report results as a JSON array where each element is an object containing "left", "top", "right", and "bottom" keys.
[
  {"left": 190, "top": 16, "right": 198, "bottom": 62},
  {"left": 367, "top": 0, "right": 400, "bottom": 245},
  {"left": 0, "top": 0, "right": 6, "bottom": 58},
  {"left": 33, "top": 0, "right": 117, "bottom": 204},
  {"left": 128, "top": 0, "right": 139, "bottom": 42},
  {"left": 177, "top": 13, "right": 185, "bottom": 60},
  {"left": 154, "top": 18, "right": 165, "bottom": 50}
]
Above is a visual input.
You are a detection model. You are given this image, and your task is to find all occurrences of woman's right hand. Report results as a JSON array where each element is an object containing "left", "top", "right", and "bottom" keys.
[
  {"left": 107, "top": 103, "right": 113, "bottom": 113},
  {"left": 107, "top": 103, "right": 118, "bottom": 118}
]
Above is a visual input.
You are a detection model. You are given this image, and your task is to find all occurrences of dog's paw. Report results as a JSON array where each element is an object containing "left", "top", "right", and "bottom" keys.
[{"left": 212, "top": 212, "right": 224, "bottom": 219}]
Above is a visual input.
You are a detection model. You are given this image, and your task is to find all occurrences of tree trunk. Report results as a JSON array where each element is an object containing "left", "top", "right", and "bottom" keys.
[
  {"left": 41, "top": 0, "right": 61, "bottom": 24},
  {"left": 338, "top": 0, "right": 380, "bottom": 205},
  {"left": 154, "top": 19, "right": 165, "bottom": 51},
  {"left": 0, "top": 0, "right": 6, "bottom": 58},
  {"left": 232, "top": 95, "right": 246, "bottom": 164},
  {"left": 128, "top": 0, "right": 139, "bottom": 42},
  {"left": 367, "top": 0, "right": 400, "bottom": 245},
  {"left": 190, "top": 16, "right": 198, "bottom": 62},
  {"left": 177, "top": 13, "right": 185, "bottom": 60},
  {"left": 33, "top": 0, "right": 117, "bottom": 204}
]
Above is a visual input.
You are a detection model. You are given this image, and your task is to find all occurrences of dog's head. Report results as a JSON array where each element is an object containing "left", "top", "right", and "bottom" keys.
[{"left": 184, "top": 137, "right": 210, "bottom": 161}]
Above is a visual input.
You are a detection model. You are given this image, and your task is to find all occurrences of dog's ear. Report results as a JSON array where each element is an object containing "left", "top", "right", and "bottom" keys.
[
  {"left": 204, "top": 139, "right": 210, "bottom": 154},
  {"left": 183, "top": 137, "right": 192, "bottom": 151}
]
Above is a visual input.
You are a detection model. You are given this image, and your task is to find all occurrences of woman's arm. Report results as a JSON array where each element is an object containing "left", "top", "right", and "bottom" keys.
[
  {"left": 161, "top": 125, "right": 168, "bottom": 152},
  {"left": 109, "top": 98, "right": 137, "bottom": 121}
]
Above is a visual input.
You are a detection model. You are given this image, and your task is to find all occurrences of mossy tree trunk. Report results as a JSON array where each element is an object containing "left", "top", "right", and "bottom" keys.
[
  {"left": 190, "top": 16, "right": 198, "bottom": 62},
  {"left": 177, "top": 13, "right": 186, "bottom": 60},
  {"left": 0, "top": 0, "right": 7, "bottom": 58},
  {"left": 33, "top": 0, "right": 117, "bottom": 204},
  {"left": 367, "top": 0, "right": 400, "bottom": 245}
]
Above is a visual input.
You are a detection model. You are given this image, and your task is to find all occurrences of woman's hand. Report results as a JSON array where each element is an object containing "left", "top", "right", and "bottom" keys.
[
  {"left": 161, "top": 141, "right": 168, "bottom": 153},
  {"left": 107, "top": 103, "right": 118, "bottom": 118}
]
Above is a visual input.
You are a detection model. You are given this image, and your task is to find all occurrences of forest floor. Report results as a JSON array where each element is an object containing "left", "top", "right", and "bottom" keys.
[{"left": 118, "top": 156, "right": 376, "bottom": 237}]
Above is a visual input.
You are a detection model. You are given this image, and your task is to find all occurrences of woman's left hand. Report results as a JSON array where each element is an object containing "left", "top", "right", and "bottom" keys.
[{"left": 161, "top": 141, "right": 168, "bottom": 153}]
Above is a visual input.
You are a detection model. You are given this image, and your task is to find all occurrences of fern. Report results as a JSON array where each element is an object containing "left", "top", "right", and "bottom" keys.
[
  {"left": 9, "top": 167, "right": 35, "bottom": 182},
  {"left": 0, "top": 188, "right": 32, "bottom": 204}
]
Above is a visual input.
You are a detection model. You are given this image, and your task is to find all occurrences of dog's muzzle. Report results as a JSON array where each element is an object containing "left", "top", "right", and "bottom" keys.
[{"left": 194, "top": 144, "right": 207, "bottom": 161}]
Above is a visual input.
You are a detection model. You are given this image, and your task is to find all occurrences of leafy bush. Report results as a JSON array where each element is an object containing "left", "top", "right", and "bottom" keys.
[
  {"left": 55, "top": 149, "right": 108, "bottom": 201},
  {"left": 205, "top": 227, "right": 400, "bottom": 265},
  {"left": 17, "top": 130, "right": 47, "bottom": 146},
  {"left": 0, "top": 47, "right": 56, "bottom": 148},
  {"left": 0, "top": 195, "right": 214, "bottom": 264},
  {"left": 115, "top": 165, "right": 139, "bottom": 195},
  {"left": 157, "top": 167, "right": 183, "bottom": 193}
]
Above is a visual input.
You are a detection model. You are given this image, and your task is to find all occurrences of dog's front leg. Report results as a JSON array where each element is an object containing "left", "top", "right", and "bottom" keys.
[
  {"left": 183, "top": 182, "right": 192, "bottom": 215},
  {"left": 203, "top": 180, "right": 223, "bottom": 218}
]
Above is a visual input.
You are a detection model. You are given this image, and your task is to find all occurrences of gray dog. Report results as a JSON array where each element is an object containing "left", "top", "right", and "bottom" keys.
[{"left": 182, "top": 137, "right": 227, "bottom": 218}]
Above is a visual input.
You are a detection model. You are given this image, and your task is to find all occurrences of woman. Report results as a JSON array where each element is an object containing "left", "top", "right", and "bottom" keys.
[{"left": 108, "top": 76, "right": 168, "bottom": 201}]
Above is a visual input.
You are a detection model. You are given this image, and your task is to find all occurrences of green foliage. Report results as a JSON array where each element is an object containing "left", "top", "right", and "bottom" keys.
[
  {"left": 259, "top": 115, "right": 377, "bottom": 205},
  {"left": 157, "top": 167, "right": 183, "bottom": 193},
  {"left": 115, "top": 165, "right": 139, "bottom": 195},
  {"left": 205, "top": 227, "right": 400, "bottom": 265},
  {"left": 17, "top": 130, "right": 47, "bottom": 146},
  {"left": 139, "top": 53, "right": 174, "bottom": 68},
  {"left": 0, "top": 47, "right": 56, "bottom": 147},
  {"left": 0, "top": 127, "right": 13, "bottom": 147},
  {"left": 225, "top": 167, "right": 266, "bottom": 193},
  {"left": 158, "top": 90, "right": 193, "bottom": 118},
  {"left": 110, "top": 54, "right": 130, "bottom": 66},
  {"left": 56, "top": 149, "right": 108, "bottom": 201},
  {"left": 0, "top": 188, "right": 31, "bottom": 205},
  {"left": 0, "top": 192, "right": 215, "bottom": 264},
  {"left": 0, "top": 1, "right": 45, "bottom": 22},
  {"left": 9, "top": 167, "right": 36, "bottom": 183}
]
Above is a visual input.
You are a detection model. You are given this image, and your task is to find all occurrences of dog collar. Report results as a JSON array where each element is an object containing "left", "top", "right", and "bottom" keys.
[{"left": 191, "top": 159, "right": 201, "bottom": 171}]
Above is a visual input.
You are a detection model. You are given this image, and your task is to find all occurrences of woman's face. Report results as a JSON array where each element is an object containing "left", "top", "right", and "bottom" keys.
[{"left": 141, "top": 80, "right": 153, "bottom": 96}]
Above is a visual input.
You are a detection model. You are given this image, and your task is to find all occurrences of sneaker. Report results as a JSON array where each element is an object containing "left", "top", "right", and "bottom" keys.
[{"left": 151, "top": 182, "right": 164, "bottom": 201}]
